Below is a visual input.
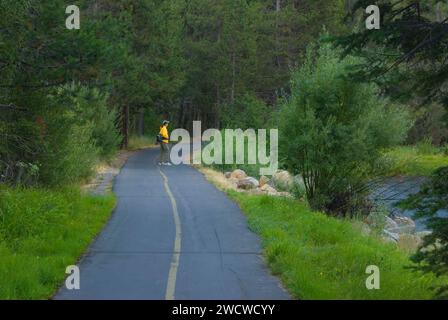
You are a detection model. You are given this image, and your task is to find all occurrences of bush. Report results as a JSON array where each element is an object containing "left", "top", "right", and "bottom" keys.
[
  {"left": 63, "top": 85, "right": 121, "bottom": 159},
  {"left": 37, "top": 84, "right": 121, "bottom": 186},
  {"left": 38, "top": 121, "right": 98, "bottom": 186},
  {"left": 1, "top": 84, "right": 121, "bottom": 187},
  {"left": 278, "top": 43, "right": 412, "bottom": 216},
  {"left": 0, "top": 103, "right": 42, "bottom": 185}
]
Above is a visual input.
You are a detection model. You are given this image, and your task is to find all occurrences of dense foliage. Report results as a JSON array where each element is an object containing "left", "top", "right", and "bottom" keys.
[
  {"left": 332, "top": 0, "right": 448, "bottom": 287},
  {"left": 0, "top": 0, "right": 185, "bottom": 185},
  {"left": 400, "top": 167, "right": 448, "bottom": 299},
  {"left": 1, "top": 0, "right": 351, "bottom": 186},
  {"left": 2, "top": 0, "right": 448, "bottom": 300},
  {"left": 278, "top": 43, "right": 411, "bottom": 216},
  {"left": 334, "top": 0, "right": 448, "bottom": 144}
]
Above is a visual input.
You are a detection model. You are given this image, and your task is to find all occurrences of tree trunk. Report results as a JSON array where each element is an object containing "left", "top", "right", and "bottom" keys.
[
  {"left": 138, "top": 108, "right": 145, "bottom": 136},
  {"left": 231, "top": 52, "right": 236, "bottom": 104},
  {"left": 121, "top": 105, "right": 129, "bottom": 149},
  {"left": 216, "top": 84, "right": 221, "bottom": 129},
  {"left": 178, "top": 99, "right": 185, "bottom": 129},
  {"left": 275, "top": 0, "right": 281, "bottom": 68},
  {"left": 344, "top": 0, "right": 353, "bottom": 13},
  {"left": 436, "top": 2, "right": 443, "bottom": 22}
]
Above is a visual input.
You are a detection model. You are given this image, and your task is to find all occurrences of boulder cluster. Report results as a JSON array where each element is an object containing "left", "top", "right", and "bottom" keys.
[
  {"left": 223, "top": 168, "right": 430, "bottom": 252},
  {"left": 364, "top": 211, "right": 431, "bottom": 251},
  {"left": 224, "top": 169, "right": 297, "bottom": 197}
]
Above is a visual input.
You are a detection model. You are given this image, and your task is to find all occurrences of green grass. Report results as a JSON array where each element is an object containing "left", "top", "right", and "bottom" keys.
[
  {"left": 228, "top": 191, "right": 445, "bottom": 299},
  {"left": 0, "top": 186, "right": 116, "bottom": 299},
  {"left": 381, "top": 146, "right": 448, "bottom": 177},
  {"left": 128, "top": 135, "right": 156, "bottom": 150}
]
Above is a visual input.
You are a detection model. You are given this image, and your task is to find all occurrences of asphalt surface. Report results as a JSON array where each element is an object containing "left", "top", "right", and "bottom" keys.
[{"left": 55, "top": 148, "right": 289, "bottom": 300}]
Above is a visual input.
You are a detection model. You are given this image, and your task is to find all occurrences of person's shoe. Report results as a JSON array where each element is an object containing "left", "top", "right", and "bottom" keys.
[
  {"left": 164, "top": 162, "right": 172, "bottom": 166},
  {"left": 158, "top": 162, "right": 163, "bottom": 166}
]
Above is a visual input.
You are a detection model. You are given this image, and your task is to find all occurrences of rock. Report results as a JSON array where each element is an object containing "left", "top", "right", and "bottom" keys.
[
  {"left": 237, "top": 177, "right": 259, "bottom": 190},
  {"left": 364, "top": 213, "right": 388, "bottom": 229},
  {"left": 228, "top": 177, "right": 239, "bottom": 188},
  {"left": 230, "top": 169, "right": 247, "bottom": 180},
  {"left": 272, "top": 170, "right": 294, "bottom": 191},
  {"left": 382, "top": 229, "right": 400, "bottom": 243},
  {"left": 293, "top": 174, "right": 305, "bottom": 188},
  {"left": 247, "top": 188, "right": 265, "bottom": 195},
  {"left": 388, "top": 215, "right": 416, "bottom": 234},
  {"left": 397, "top": 234, "right": 423, "bottom": 252},
  {"left": 259, "top": 175, "right": 270, "bottom": 187},
  {"left": 352, "top": 221, "right": 371, "bottom": 236},
  {"left": 385, "top": 216, "right": 399, "bottom": 230},
  {"left": 277, "top": 191, "right": 293, "bottom": 198},
  {"left": 292, "top": 174, "right": 306, "bottom": 198},
  {"left": 361, "top": 223, "right": 371, "bottom": 236},
  {"left": 416, "top": 231, "right": 432, "bottom": 238},
  {"left": 415, "top": 231, "right": 433, "bottom": 253},
  {"left": 260, "top": 184, "right": 278, "bottom": 195},
  {"left": 224, "top": 172, "right": 232, "bottom": 179}
]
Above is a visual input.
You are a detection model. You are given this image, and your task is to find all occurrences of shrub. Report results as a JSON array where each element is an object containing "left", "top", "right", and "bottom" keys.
[
  {"left": 278, "top": 43, "right": 412, "bottom": 216},
  {"left": 64, "top": 85, "right": 121, "bottom": 159},
  {"left": 36, "top": 84, "right": 121, "bottom": 186},
  {"left": 1, "top": 84, "right": 120, "bottom": 187},
  {"left": 38, "top": 121, "right": 98, "bottom": 187}
]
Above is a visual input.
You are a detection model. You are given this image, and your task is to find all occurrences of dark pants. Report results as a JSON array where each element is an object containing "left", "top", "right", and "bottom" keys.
[{"left": 159, "top": 143, "right": 170, "bottom": 163}]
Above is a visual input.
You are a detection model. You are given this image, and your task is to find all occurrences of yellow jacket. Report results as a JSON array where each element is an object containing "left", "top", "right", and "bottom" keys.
[{"left": 159, "top": 125, "right": 169, "bottom": 144}]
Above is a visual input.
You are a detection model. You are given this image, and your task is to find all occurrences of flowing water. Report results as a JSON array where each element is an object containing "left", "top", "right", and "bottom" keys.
[{"left": 370, "top": 176, "right": 448, "bottom": 232}]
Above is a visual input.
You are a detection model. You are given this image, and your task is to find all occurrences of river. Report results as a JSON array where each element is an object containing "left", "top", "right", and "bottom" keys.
[{"left": 370, "top": 176, "right": 448, "bottom": 232}]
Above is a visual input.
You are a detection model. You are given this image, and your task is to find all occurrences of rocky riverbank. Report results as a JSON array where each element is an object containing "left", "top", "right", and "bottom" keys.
[{"left": 206, "top": 167, "right": 431, "bottom": 253}]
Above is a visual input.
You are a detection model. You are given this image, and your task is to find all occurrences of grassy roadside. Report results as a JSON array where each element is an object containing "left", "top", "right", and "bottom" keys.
[
  {"left": 0, "top": 186, "right": 116, "bottom": 299},
  {"left": 381, "top": 146, "right": 448, "bottom": 177},
  {"left": 200, "top": 167, "right": 445, "bottom": 299},
  {"left": 128, "top": 135, "right": 157, "bottom": 151}
]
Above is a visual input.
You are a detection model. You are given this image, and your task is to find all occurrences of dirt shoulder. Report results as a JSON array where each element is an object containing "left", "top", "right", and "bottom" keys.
[{"left": 81, "top": 149, "right": 138, "bottom": 195}]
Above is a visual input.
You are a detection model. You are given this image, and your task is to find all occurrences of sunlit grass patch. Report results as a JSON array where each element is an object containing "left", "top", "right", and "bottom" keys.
[
  {"left": 0, "top": 186, "right": 116, "bottom": 299},
  {"left": 229, "top": 191, "right": 445, "bottom": 300},
  {"left": 381, "top": 146, "right": 448, "bottom": 177}
]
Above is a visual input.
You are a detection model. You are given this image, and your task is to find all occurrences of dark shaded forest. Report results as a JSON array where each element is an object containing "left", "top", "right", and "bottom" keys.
[{"left": 2, "top": 0, "right": 448, "bottom": 299}]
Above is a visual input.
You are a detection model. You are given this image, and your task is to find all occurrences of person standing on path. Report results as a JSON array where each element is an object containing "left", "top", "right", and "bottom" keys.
[{"left": 158, "top": 120, "right": 172, "bottom": 166}]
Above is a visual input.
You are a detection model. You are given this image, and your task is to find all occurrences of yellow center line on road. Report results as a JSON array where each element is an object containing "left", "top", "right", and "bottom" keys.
[{"left": 158, "top": 168, "right": 182, "bottom": 300}]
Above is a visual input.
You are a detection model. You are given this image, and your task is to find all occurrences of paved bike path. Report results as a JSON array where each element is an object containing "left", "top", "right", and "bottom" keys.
[{"left": 55, "top": 148, "right": 289, "bottom": 300}]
